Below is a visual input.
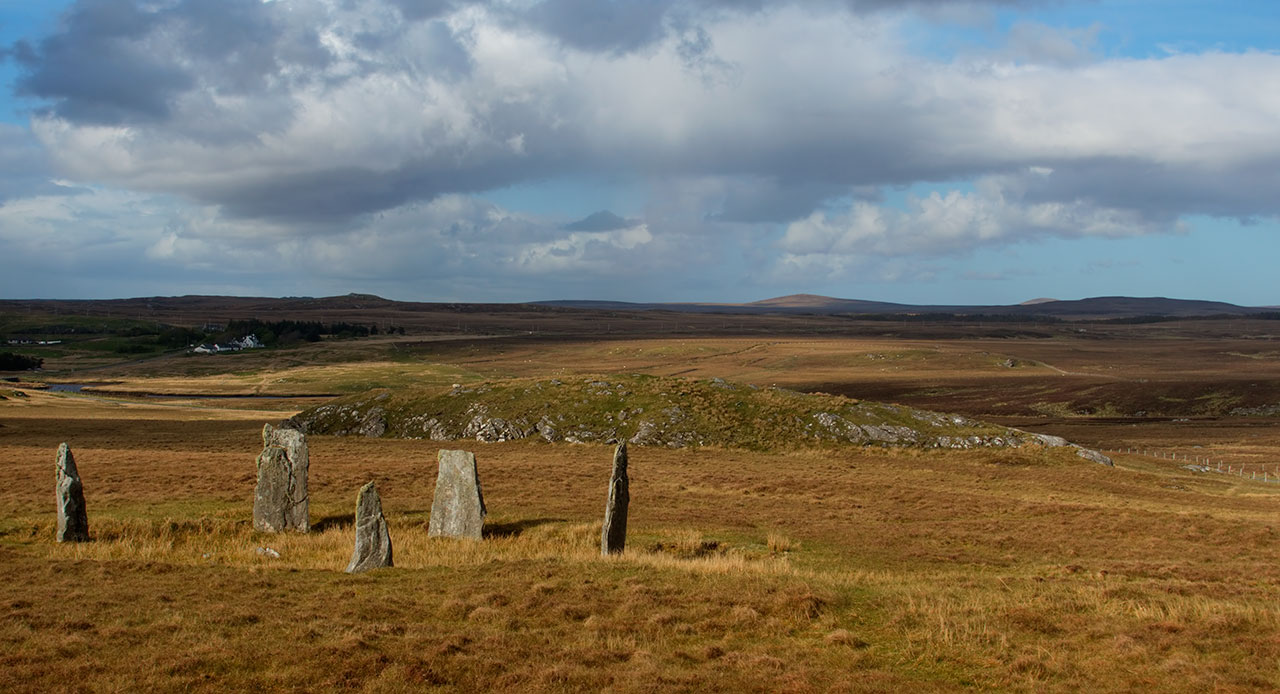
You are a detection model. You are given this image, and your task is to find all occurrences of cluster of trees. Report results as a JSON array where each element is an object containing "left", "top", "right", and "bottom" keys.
[
  {"left": 3, "top": 317, "right": 405, "bottom": 357},
  {"left": 220, "top": 319, "right": 405, "bottom": 347},
  {"left": 0, "top": 352, "right": 43, "bottom": 370}
]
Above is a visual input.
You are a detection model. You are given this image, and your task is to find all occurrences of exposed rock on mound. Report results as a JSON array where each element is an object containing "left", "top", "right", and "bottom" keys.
[{"left": 293, "top": 375, "right": 1101, "bottom": 456}]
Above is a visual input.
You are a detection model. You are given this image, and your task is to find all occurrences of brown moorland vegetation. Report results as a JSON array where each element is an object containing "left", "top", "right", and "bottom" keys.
[
  {"left": 2, "top": 306, "right": 1279, "bottom": 691},
  {"left": 2, "top": 384, "right": 1279, "bottom": 692}
]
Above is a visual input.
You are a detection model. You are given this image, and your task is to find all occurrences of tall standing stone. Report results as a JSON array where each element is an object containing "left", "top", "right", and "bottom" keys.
[
  {"left": 346, "top": 481, "right": 393, "bottom": 573},
  {"left": 428, "top": 450, "right": 486, "bottom": 539},
  {"left": 601, "top": 443, "right": 629, "bottom": 555},
  {"left": 253, "top": 423, "right": 310, "bottom": 533},
  {"left": 55, "top": 443, "right": 89, "bottom": 543}
]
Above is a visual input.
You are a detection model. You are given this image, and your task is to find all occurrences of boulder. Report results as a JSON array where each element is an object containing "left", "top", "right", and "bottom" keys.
[
  {"left": 253, "top": 423, "right": 310, "bottom": 532},
  {"left": 601, "top": 443, "right": 629, "bottom": 556},
  {"left": 428, "top": 450, "right": 486, "bottom": 539},
  {"left": 346, "top": 481, "right": 393, "bottom": 573},
  {"left": 55, "top": 443, "right": 89, "bottom": 542},
  {"left": 1030, "top": 433, "right": 1070, "bottom": 448},
  {"left": 1074, "top": 446, "right": 1114, "bottom": 467}
]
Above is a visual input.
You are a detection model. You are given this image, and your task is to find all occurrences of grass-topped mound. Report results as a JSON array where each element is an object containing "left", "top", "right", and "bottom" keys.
[{"left": 294, "top": 374, "right": 1065, "bottom": 453}]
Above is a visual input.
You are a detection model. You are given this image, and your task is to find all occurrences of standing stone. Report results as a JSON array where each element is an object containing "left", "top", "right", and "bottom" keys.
[
  {"left": 346, "top": 481, "right": 393, "bottom": 573},
  {"left": 55, "top": 443, "right": 89, "bottom": 542},
  {"left": 601, "top": 443, "right": 629, "bottom": 556},
  {"left": 253, "top": 423, "right": 310, "bottom": 533},
  {"left": 253, "top": 447, "right": 292, "bottom": 532},
  {"left": 428, "top": 450, "right": 486, "bottom": 539}
]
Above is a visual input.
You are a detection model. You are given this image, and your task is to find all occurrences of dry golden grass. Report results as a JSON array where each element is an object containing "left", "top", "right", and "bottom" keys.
[
  {"left": 6, "top": 321, "right": 1280, "bottom": 692},
  {"left": 3, "top": 388, "right": 1280, "bottom": 691}
]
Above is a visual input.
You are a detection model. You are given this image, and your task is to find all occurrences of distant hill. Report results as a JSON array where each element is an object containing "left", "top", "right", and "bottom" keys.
[
  {"left": 536, "top": 294, "right": 1271, "bottom": 319},
  {"left": 1, "top": 293, "right": 1271, "bottom": 326}
]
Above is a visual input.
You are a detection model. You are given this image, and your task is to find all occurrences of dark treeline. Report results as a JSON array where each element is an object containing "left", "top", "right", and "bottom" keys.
[
  {"left": 0, "top": 352, "right": 43, "bottom": 370},
  {"left": 222, "top": 319, "right": 404, "bottom": 347}
]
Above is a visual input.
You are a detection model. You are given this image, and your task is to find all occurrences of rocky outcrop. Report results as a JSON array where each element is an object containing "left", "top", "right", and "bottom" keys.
[
  {"left": 346, "top": 481, "right": 393, "bottom": 573},
  {"left": 293, "top": 375, "right": 1117, "bottom": 462},
  {"left": 428, "top": 450, "right": 486, "bottom": 539},
  {"left": 55, "top": 443, "right": 89, "bottom": 543},
  {"left": 601, "top": 444, "right": 629, "bottom": 556},
  {"left": 253, "top": 423, "right": 309, "bottom": 533}
]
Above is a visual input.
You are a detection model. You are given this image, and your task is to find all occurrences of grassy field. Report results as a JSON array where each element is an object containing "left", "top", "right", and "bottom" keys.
[{"left": 3, "top": 315, "right": 1280, "bottom": 691}]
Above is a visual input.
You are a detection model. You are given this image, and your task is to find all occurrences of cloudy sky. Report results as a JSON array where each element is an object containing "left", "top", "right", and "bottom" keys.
[{"left": 1, "top": 0, "right": 1278, "bottom": 305}]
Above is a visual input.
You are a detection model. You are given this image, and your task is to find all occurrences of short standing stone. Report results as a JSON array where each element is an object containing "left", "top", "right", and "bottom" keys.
[
  {"left": 601, "top": 443, "right": 629, "bottom": 555},
  {"left": 55, "top": 443, "right": 89, "bottom": 542},
  {"left": 428, "top": 450, "right": 486, "bottom": 539},
  {"left": 253, "top": 423, "right": 310, "bottom": 532},
  {"left": 346, "top": 481, "right": 393, "bottom": 573}
]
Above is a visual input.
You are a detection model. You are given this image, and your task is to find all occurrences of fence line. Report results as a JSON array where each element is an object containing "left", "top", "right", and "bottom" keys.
[{"left": 1103, "top": 447, "right": 1280, "bottom": 484}]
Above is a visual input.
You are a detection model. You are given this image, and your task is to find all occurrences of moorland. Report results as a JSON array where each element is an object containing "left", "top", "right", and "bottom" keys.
[{"left": 2, "top": 296, "right": 1279, "bottom": 692}]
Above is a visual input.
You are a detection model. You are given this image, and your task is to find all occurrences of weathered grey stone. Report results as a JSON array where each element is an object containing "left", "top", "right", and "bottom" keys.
[
  {"left": 601, "top": 443, "right": 629, "bottom": 556},
  {"left": 55, "top": 443, "right": 89, "bottom": 542},
  {"left": 1074, "top": 446, "right": 1114, "bottom": 467},
  {"left": 253, "top": 446, "right": 291, "bottom": 532},
  {"left": 428, "top": 450, "right": 486, "bottom": 539},
  {"left": 346, "top": 481, "right": 393, "bottom": 573},
  {"left": 253, "top": 423, "right": 310, "bottom": 532},
  {"left": 1030, "top": 433, "right": 1070, "bottom": 448}
]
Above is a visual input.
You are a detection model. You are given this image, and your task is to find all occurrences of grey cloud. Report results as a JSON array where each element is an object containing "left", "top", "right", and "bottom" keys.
[
  {"left": 523, "top": 0, "right": 677, "bottom": 54},
  {"left": 1018, "top": 157, "right": 1280, "bottom": 221},
  {"left": 9, "top": 0, "right": 1280, "bottom": 262},
  {"left": 12, "top": 1, "right": 192, "bottom": 124},
  {"left": 564, "top": 210, "right": 637, "bottom": 231},
  {"left": 388, "top": 0, "right": 457, "bottom": 22},
  {"left": 503, "top": 0, "right": 1037, "bottom": 56},
  {"left": 8, "top": 0, "right": 332, "bottom": 127},
  {"left": 353, "top": 19, "right": 473, "bottom": 78},
  {"left": 1004, "top": 20, "right": 1101, "bottom": 66},
  {"left": 707, "top": 179, "right": 852, "bottom": 224},
  {"left": 0, "top": 124, "right": 84, "bottom": 203}
]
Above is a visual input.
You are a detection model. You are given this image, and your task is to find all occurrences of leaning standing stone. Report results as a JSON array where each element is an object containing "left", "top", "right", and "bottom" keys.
[
  {"left": 601, "top": 443, "right": 629, "bottom": 555},
  {"left": 55, "top": 443, "right": 89, "bottom": 543},
  {"left": 253, "top": 423, "right": 310, "bottom": 532},
  {"left": 346, "top": 481, "right": 393, "bottom": 573},
  {"left": 428, "top": 450, "right": 486, "bottom": 539}
]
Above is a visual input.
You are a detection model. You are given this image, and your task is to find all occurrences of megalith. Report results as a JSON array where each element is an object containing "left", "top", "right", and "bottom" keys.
[
  {"left": 346, "top": 481, "right": 393, "bottom": 573},
  {"left": 55, "top": 443, "right": 89, "bottom": 542},
  {"left": 253, "top": 423, "right": 310, "bottom": 533},
  {"left": 428, "top": 450, "right": 486, "bottom": 539},
  {"left": 601, "top": 443, "right": 629, "bottom": 555}
]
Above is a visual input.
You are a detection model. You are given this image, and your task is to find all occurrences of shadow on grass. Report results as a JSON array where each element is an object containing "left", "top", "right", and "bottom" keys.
[
  {"left": 312, "top": 514, "right": 354, "bottom": 532},
  {"left": 483, "top": 517, "right": 567, "bottom": 539}
]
